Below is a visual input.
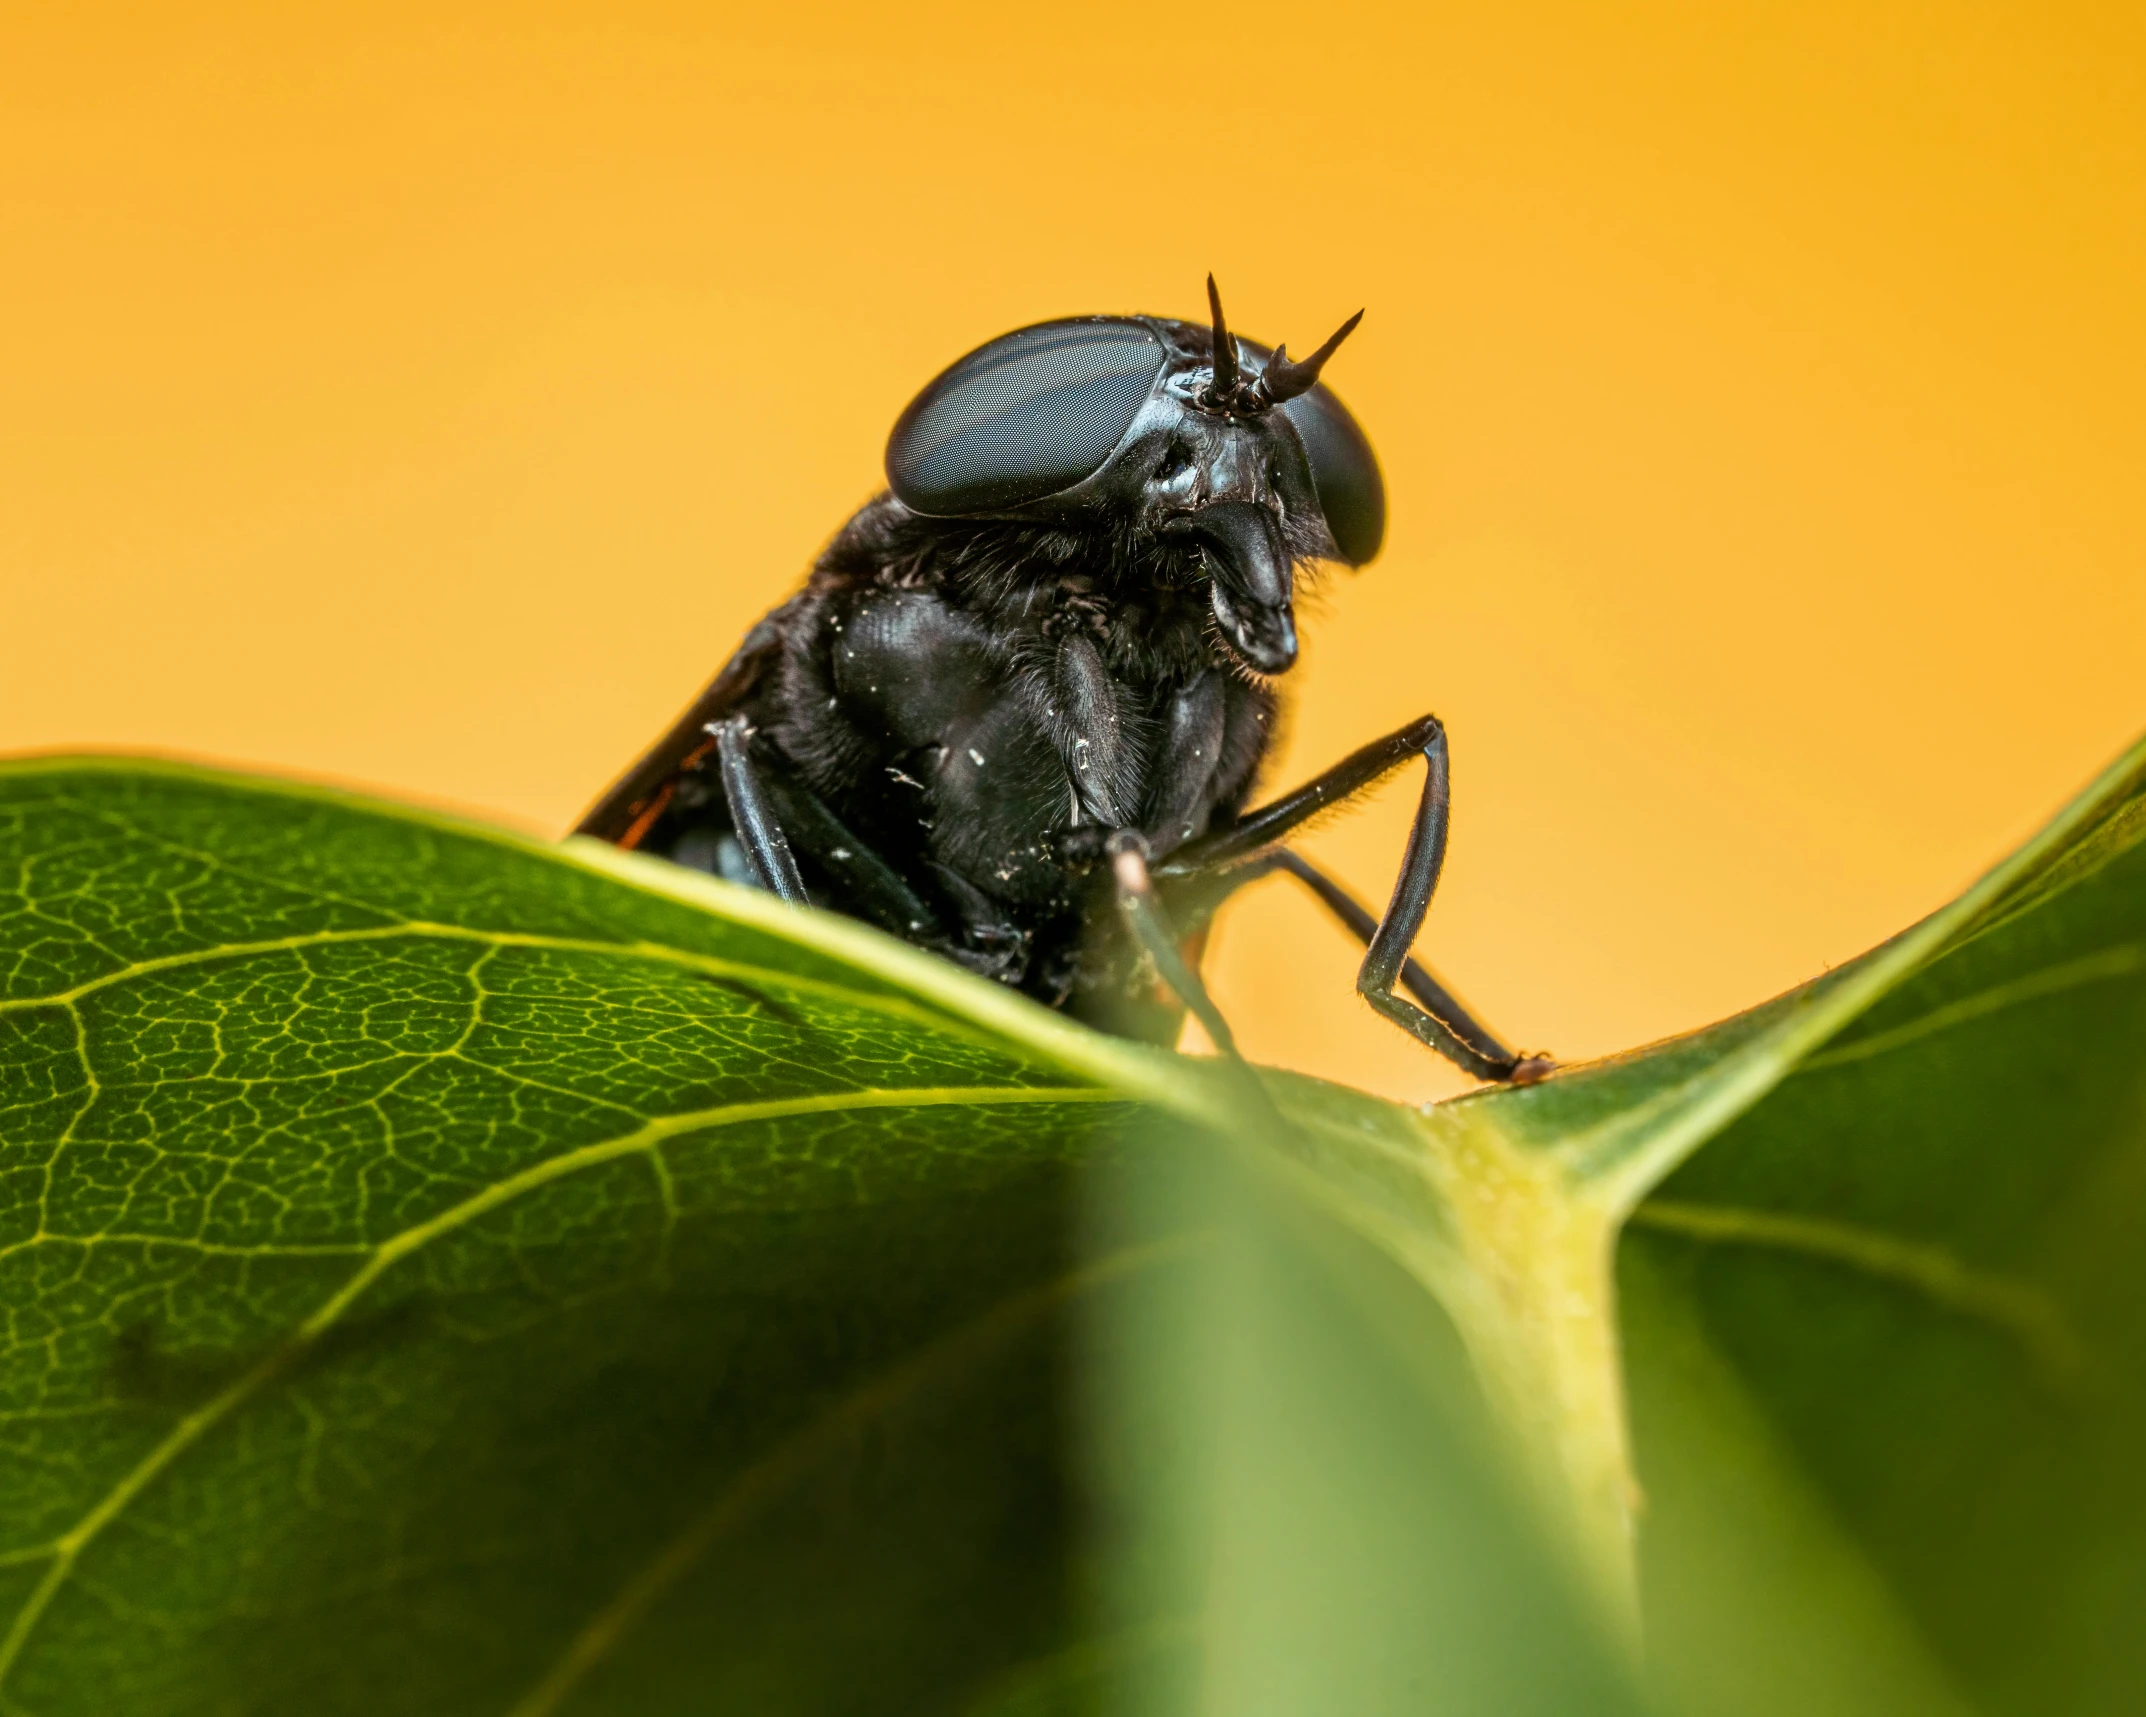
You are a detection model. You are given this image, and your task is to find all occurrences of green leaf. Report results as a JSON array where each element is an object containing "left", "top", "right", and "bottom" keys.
[
  {"left": 1070, "top": 1125, "right": 1647, "bottom": 1717},
  {"left": 1617, "top": 740, "right": 2146, "bottom": 1717},
  {"left": 0, "top": 757, "right": 1202, "bottom": 1714},
  {"left": 1077, "top": 729, "right": 2146, "bottom": 1717},
  {"left": 3, "top": 730, "right": 2142, "bottom": 1716}
]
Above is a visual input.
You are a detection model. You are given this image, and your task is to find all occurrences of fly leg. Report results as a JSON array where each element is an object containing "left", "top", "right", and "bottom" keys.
[
  {"left": 1156, "top": 851, "right": 1527, "bottom": 1078},
  {"left": 755, "top": 768, "right": 947, "bottom": 943},
  {"left": 712, "top": 716, "right": 1038, "bottom": 986},
  {"left": 1106, "top": 831, "right": 1293, "bottom": 1135},
  {"left": 713, "top": 716, "right": 807, "bottom": 902},
  {"left": 1269, "top": 852, "right": 1549, "bottom": 1082},
  {"left": 1159, "top": 712, "right": 1448, "bottom": 872},
  {"left": 1155, "top": 714, "right": 1551, "bottom": 1084},
  {"left": 1105, "top": 831, "right": 1245, "bottom": 1059},
  {"left": 710, "top": 716, "right": 979, "bottom": 956}
]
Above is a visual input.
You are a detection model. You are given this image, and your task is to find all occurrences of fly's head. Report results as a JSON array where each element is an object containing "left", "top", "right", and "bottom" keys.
[{"left": 884, "top": 278, "right": 1386, "bottom": 678}]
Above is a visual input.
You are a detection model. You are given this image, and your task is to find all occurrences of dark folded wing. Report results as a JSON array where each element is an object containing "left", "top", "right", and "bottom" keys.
[{"left": 573, "top": 607, "right": 790, "bottom": 845}]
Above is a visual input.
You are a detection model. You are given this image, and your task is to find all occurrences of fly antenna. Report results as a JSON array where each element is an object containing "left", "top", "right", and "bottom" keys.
[
  {"left": 1203, "top": 274, "right": 1240, "bottom": 404},
  {"left": 1259, "top": 308, "right": 1364, "bottom": 404}
]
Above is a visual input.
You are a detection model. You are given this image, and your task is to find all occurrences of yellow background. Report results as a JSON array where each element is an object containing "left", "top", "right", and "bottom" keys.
[{"left": 5, "top": 1, "right": 2142, "bottom": 1102}]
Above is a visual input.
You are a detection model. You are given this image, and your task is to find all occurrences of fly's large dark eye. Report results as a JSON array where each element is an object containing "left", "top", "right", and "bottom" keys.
[
  {"left": 886, "top": 320, "right": 1166, "bottom": 516},
  {"left": 1279, "top": 385, "right": 1386, "bottom": 565}
]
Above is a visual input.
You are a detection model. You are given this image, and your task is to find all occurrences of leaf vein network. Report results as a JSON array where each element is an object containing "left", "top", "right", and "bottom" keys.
[{"left": 0, "top": 1082, "right": 1118, "bottom": 1692}]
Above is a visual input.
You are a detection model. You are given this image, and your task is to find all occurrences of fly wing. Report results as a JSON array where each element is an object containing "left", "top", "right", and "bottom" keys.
[{"left": 573, "top": 604, "right": 792, "bottom": 846}]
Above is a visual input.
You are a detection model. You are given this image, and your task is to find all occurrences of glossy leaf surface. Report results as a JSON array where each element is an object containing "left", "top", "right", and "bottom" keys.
[
  {"left": 0, "top": 760, "right": 1153, "bottom": 1713},
  {"left": 1, "top": 735, "right": 2141, "bottom": 1714}
]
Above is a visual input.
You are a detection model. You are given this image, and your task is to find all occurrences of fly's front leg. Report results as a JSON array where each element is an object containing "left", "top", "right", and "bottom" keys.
[
  {"left": 1104, "top": 831, "right": 1243, "bottom": 1059},
  {"left": 1036, "top": 629, "right": 1137, "bottom": 828},
  {"left": 1158, "top": 712, "right": 1448, "bottom": 871},
  {"left": 1257, "top": 852, "right": 1526, "bottom": 1075},
  {"left": 1297, "top": 847, "right": 1550, "bottom": 1084},
  {"left": 755, "top": 767, "right": 948, "bottom": 943},
  {"left": 1105, "top": 832, "right": 1294, "bottom": 1139},
  {"left": 712, "top": 716, "right": 808, "bottom": 904},
  {"left": 713, "top": 717, "right": 989, "bottom": 964},
  {"left": 1158, "top": 714, "right": 1552, "bottom": 1084},
  {"left": 1157, "top": 850, "right": 1529, "bottom": 1077}
]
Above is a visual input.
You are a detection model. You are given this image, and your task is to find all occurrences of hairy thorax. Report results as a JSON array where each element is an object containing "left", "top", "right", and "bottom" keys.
[{"left": 762, "top": 564, "right": 1273, "bottom": 910}]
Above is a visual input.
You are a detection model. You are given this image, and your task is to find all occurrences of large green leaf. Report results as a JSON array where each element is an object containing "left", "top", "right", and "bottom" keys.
[
  {"left": 1619, "top": 751, "right": 2146, "bottom": 1717},
  {"left": 1, "top": 733, "right": 2142, "bottom": 1715},
  {"left": 0, "top": 757, "right": 1629, "bottom": 1715},
  {"left": 1025, "top": 729, "right": 2146, "bottom": 1716},
  {"left": 1422, "top": 726, "right": 2146, "bottom": 1715},
  {"left": 0, "top": 758, "right": 1173, "bottom": 1713}
]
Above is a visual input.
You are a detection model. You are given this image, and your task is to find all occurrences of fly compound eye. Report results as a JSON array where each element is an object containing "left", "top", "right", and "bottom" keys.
[
  {"left": 1277, "top": 383, "right": 1385, "bottom": 565},
  {"left": 886, "top": 319, "right": 1167, "bottom": 516}
]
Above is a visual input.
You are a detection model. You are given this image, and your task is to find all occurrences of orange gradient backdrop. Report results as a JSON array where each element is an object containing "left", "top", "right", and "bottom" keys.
[{"left": 5, "top": 1, "right": 2142, "bottom": 1102}]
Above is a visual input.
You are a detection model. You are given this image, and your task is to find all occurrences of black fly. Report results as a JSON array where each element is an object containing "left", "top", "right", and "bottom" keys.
[{"left": 579, "top": 279, "right": 1551, "bottom": 1083}]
